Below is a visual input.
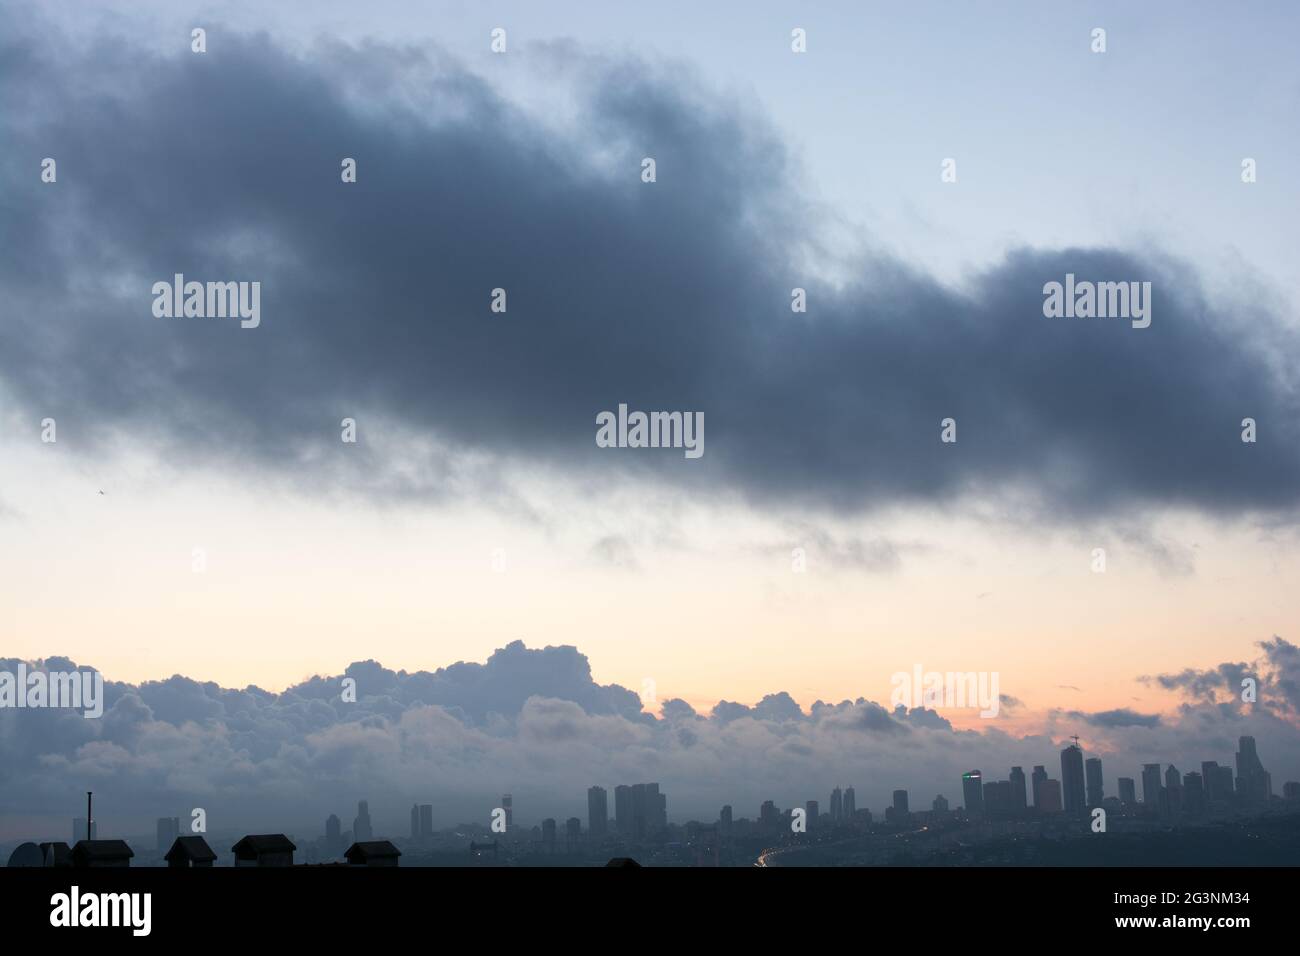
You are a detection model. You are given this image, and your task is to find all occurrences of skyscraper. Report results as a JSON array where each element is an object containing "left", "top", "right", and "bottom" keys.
[
  {"left": 614, "top": 785, "right": 632, "bottom": 835},
  {"left": 1061, "top": 743, "right": 1086, "bottom": 814},
  {"left": 719, "top": 804, "right": 732, "bottom": 835},
  {"left": 932, "top": 794, "right": 949, "bottom": 814},
  {"left": 325, "top": 813, "right": 341, "bottom": 856},
  {"left": 587, "top": 786, "right": 608, "bottom": 837},
  {"left": 1141, "top": 764, "right": 1163, "bottom": 807},
  {"left": 1038, "top": 779, "right": 1063, "bottom": 813},
  {"left": 1165, "top": 766, "right": 1184, "bottom": 812},
  {"left": 892, "top": 790, "right": 909, "bottom": 815},
  {"left": 410, "top": 804, "right": 419, "bottom": 840},
  {"left": 962, "top": 770, "right": 984, "bottom": 815},
  {"left": 419, "top": 804, "right": 433, "bottom": 840},
  {"left": 1085, "top": 757, "right": 1104, "bottom": 807},
  {"left": 1031, "top": 766, "right": 1048, "bottom": 809},
  {"left": 1009, "top": 766, "right": 1028, "bottom": 813},
  {"left": 829, "top": 786, "right": 843, "bottom": 822},
  {"left": 565, "top": 817, "right": 581, "bottom": 852},
  {"left": 354, "top": 800, "right": 373, "bottom": 842},
  {"left": 1117, "top": 777, "right": 1136, "bottom": 805},
  {"left": 843, "top": 787, "right": 857, "bottom": 819},
  {"left": 541, "top": 817, "right": 557, "bottom": 853},
  {"left": 1183, "top": 772, "right": 1205, "bottom": 814},
  {"left": 1235, "top": 736, "right": 1271, "bottom": 803},
  {"left": 806, "top": 799, "right": 820, "bottom": 829},
  {"left": 502, "top": 793, "right": 513, "bottom": 831}
]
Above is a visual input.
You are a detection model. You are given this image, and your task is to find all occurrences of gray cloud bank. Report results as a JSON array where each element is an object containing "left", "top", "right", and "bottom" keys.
[
  {"left": 2, "top": 638, "right": 1297, "bottom": 840},
  {"left": 1, "top": 11, "right": 1298, "bottom": 522}
]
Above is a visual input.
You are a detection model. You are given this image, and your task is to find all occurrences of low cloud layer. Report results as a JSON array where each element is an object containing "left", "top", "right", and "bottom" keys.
[
  {"left": 2, "top": 638, "right": 1296, "bottom": 840},
  {"left": 1, "top": 11, "right": 1298, "bottom": 524}
]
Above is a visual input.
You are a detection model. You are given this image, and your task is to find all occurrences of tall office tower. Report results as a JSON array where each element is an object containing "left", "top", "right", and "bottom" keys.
[
  {"left": 1235, "top": 736, "right": 1272, "bottom": 803},
  {"left": 587, "top": 786, "right": 609, "bottom": 837},
  {"left": 806, "top": 799, "right": 820, "bottom": 829},
  {"left": 892, "top": 790, "right": 909, "bottom": 815},
  {"left": 760, "top": 800, "right": 779, "bottom": 829},
  {"left": 1117, "top": 777, "right": 1137, "bottom": 805},
  {"left": 410, "top": 804, "right": 419, "bottom": 839},
  {"left": 1038, "top": 779, "right": 1063, "bottom": 812},
  {"left": 614, "top": 785, "right": 632, "bottom": 835},
  {"left": 1009, "top": 766, "right": 1028, "bottom": 813},
  {"left": 656, "top": 788, "right": 668, "bottom": 830},
  {"left": 962, "top": 770, "right": 984, "bottom": 814},
  {"left": 419, "top": 804, "right": 433, "bottom": 839},
  {"left": 353, "top": 800, "right": 373, "bottom": 842},
  {"left": 1182, "top": 772, "right": 1205, "bottom": 813},
  {"left": 565, "top": 817, "right": 581, "bottom": 852},
  {"left": 1216, "top": 765, "right": 1236, "bottom": 801},
  {"left": 830, "top": 787, "right": 844, "bottom": 822},
  {"left": 843, "top": 787, "right": 857, "bottom": 819},
  {"left": 1141, "top": 764, "right": 1163, "bottom": 807},
  {"left": 1201, "top": 762, "right": 1222, "bottom": 802},
  {"left": 325, "top": 813, "right": 341, "bottom": 854},
  {"left": 541, "top": 818, "right": 557, "bottom": 853},
  {"left": 1061, "top": 744, "right": 1086, "bottom": 814},
  {"left": 1031, "top": 766, "right": 1048, "bottom": 809},
  {"left": 1165, "top": 766, "right": 1184, "bottom": 812},
  {"left": 719, "top": 805, "right": 733, "bottom": 835},
  {"left": 977, "top": 780, "right": 998, "bottom": 816},
  {"left": 1085, "top": 757, "right": 1104, "bottom": 807},
  {"left": 933, "top": 794, "right": 949, "bottom": 814},
  {"left": 1284, "top": 782, "right": 1300, "bottom": 801},
  {"left": 501, "top": 793, "right": 513, "bottom": 831}
]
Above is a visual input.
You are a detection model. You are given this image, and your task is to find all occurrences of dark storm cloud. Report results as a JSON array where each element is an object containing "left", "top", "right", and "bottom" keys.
[
  {"left": 2, "top": 13, "right": 1299, "bottom": 520},
  {"left": 1064, "top": 708, "right": 1162, "bottom": 729}
]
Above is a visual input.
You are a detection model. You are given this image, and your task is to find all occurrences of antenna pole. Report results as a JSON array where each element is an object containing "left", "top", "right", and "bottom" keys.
[{"left": 87, "top": 791, "right": 93, "bottom": 841}]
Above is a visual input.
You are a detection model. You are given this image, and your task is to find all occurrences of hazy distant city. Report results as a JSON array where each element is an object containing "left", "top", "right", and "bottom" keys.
[{"left": 9, "top": 733, "right": 1297, "bottom": 868}]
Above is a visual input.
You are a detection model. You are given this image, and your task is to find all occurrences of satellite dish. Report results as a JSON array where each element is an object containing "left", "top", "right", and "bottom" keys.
[{"left": 7, "top": 842, "right": 44, "bottom": 867}]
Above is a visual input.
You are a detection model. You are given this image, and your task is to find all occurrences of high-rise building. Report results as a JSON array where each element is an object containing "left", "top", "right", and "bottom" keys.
[
  {"left": 1165, "top": 766, "right": 1184, "bottom": 812},
  {"left": 1201, "top": 762, "right": 1223, "bottom": 802},
  {"left": 962, "top": 770, "right": 984, "bottom": 815},
  {"left": 353, "top": 800, "right": 373, "bottom": 842},
  {"left": 1085, "top": 757, "right": 1104, "bottom": 807},
  {"left": 419, "top": 804, "right": 433, "bottom": 840},
  {"left": 1183, "top": 772, "right": 1205, "bottom": 813},
  {"left": 933, "top": 794, "right": 949, "bottom": 814},
  {"left": 1031, "top": 766, "right": 1048, "bottom": 809},
  {"left": 1061, "top": 744, "right": 1086, "bottom": 814},
  {"left": 806, "top": 799, "right": 820, "bottom": 829},
  {"left": 760, "top": 800, "right": 779, "bottom": 829},
  {"left": 719, "top": 804, "right": 733, "bottom": 835},
  {"left": 614, "top": 785, "right": 632, "bottom": 835},
  {"left": 1009, "top": 766, "right": 1028, "bottom": 813},
  {"left": 1141, "top": 764, "right": 1163, "bottom": 807},
  {"left": 565, "top": 817, "right": 581, "bottom": 852},
  {"left": 843, "top": 787, "right": 857, "bottom": 820},
  {"left": 325, "top": 813, "right": 342, "bottom": 855},
  {"left": 1117, "top": 777, "right": 1137, "bottom": 805},
  {"left": 829, "top": 787, "right": 843, "bottom": 822},
  {"left": 541, "top": 818, "right": 557, "bottom": 853},
  {"left": 502, "top": 793, "right": 513, "bottom": 831},
  {"left": 983, "top": 780, "right": 1012, "bottom": 817},
  {"left": 892, "top": 790, "right": 909, "bottom": 815},
  {"left": 588, "top": 786, "right": 608, "bottom": 837},
  {"left": 1235, "top": 736, "right": 1272, "bottom": 803},
  {"left": 410, "top": 804, "right": 419, "bottom": 840},
  {"left": 1283, "top": 782, "right": 1300, "bottom": 801},
  {"left": 1038, "top": 779, "right": 1063, "bottom": 813}
]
